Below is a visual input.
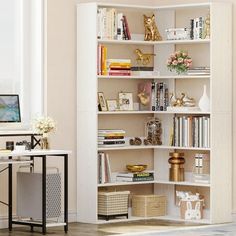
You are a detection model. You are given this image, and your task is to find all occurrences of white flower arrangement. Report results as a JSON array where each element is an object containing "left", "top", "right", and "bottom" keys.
[{"left": 32, "top": 116, "right": 56, "bottom": 135}]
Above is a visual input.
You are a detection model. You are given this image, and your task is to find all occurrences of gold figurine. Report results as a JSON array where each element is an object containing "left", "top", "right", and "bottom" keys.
[
  {"left": 203, "top": 13, "right": 210, "bottom": 39},
  {"left": 170, "top": 93, "right": 195, "bottom": 107},
  {"left": 135, "top": 49, "right": 155, "bottom": 65},
  {"left": 143, "top": 14, "right": 162, "bottom": 41}
]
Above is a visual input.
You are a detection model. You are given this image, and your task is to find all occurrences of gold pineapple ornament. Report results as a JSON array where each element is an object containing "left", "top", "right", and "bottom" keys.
[{"left": 143, "top": 14, "right": 162, "bottom": 41}]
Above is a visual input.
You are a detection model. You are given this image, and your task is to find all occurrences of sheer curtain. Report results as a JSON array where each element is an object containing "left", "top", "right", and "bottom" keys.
[{"left": 0, "top": 0, "right": 44, "bottom": 128}]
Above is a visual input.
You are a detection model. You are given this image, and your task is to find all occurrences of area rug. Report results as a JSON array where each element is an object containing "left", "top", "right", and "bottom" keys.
[{"left": 98, "top": 219, "right": 203, "bottom": 235}]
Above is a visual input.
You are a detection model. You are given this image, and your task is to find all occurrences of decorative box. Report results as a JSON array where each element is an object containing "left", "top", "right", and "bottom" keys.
[
  {"left": 180, "top": 200, "right": 204, "bottom": 220},
  {"left": 132, "top": 195, "right": 167, "bottom": 217},
  {"left": 98, "top": 191, "right": 130, "bottom": 221},
  {"left": 165, "top": 28, "right": 190, "bottom": 40}
]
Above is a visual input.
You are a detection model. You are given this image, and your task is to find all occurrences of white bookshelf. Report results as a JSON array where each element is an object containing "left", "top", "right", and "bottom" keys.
[{"left": 77, "top": 2, "right": 232, "bottom": 224}]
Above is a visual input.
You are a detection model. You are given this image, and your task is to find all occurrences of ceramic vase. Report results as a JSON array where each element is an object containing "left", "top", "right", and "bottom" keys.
[{"left": 198, "top": 85, "right": 210, "bottom": 111}]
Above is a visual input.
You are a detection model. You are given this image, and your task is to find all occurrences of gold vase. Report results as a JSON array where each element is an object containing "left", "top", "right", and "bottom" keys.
[{"left": 41, "top": 134, "right": 49, "bottom": 149}]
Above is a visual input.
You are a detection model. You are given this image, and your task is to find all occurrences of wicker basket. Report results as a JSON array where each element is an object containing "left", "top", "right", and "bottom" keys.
[
  {"left": 98, "top": 191, "right": 130, "bottom": 220},
  {"left": 132, "top": 195, "right": 167, "bottom": 217}
]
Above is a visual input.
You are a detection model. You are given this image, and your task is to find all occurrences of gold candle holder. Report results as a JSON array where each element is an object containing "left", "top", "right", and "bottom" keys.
[{"left": 168, "top": 152, "right": 185, "bottom": 181}]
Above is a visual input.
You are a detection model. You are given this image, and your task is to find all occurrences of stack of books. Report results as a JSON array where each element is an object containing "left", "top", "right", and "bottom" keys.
[
  {"left": 172, "top": 115, "right": 210, "bottom": 148},
  {"left": 187, "top": 67, "right": 210, "bottom": 75},
  {"left": 106, "top": 59, "right": 131, "bottom": 76},
  {"left": 116, "top": 171, "right": 154, "bottom": 182},
  {"left": 190, "top": 16, "right": 205, "bottom": 39},
  {"left": 98, "top": 129, "right": 126, "bottom": 147},
  {"left": 97, "top": 8, "right": 131, "bottom": 40}
]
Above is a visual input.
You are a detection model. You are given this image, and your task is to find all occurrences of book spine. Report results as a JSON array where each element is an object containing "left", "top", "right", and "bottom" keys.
[
  {"left": 117, "top": 13, "right": 123, "bottom": 40},
  {"left": 151, "top": 82, "right": 156, "bottom": 111},
  {"left": 123, "top": 15, "right": 131, "bottom": 40},
  {"left": 190, "top": 19, "right": 194, "bottom": 40},
  {"left": 98, "top": 136, "right": 124, "bottom": 140},
  {"left": 98, "top": 140, "right": 125, "bottom": 145},
  {"left": 179, "top": 116, "right": 183, "bottom": 147},
  {"left": 101, "top": 45, "right": 107, "bottom": 75},
  {"left": 199, "top": 16, "right": 204, "bottom": 39},
  {"left": 164, "top": 86, "right": 169, "bottom": 111}
]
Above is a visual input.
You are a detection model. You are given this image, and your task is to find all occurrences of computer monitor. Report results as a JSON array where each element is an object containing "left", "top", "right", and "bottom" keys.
[{"left": 0, "top": 94, "right": 21, "bottom": 122}]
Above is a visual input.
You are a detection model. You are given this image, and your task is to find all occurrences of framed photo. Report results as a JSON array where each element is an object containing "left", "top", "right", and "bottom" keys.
[
  {"left": 98, "top": 92, "right": 107, "bottom": 111},
  {"left": 106, "top": 100, "right": 118, "bottom": 111},
  {"left": 118, "top": 92, "right": 133, "bottom": 111}
]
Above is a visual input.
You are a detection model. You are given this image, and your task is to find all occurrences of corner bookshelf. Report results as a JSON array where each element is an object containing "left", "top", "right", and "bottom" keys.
[{"left": 77, "top": 2, "right": 232, "bottom": 224}]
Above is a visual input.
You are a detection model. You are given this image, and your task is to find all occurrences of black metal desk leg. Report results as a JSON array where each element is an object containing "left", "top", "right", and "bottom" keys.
[
  {"left": 42, "top": 155, "right": 47, "bottom": 235},
  {"left": 8, "top": 157, "right": 12, "bottom": 231},
  {"left": 64, "top": 154, "right": 68, "bottom": 233}
]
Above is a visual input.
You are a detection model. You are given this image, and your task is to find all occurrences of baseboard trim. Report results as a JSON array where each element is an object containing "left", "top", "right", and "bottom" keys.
[{"left": 0, "top": 211, "right": 77, "bottom": 229}]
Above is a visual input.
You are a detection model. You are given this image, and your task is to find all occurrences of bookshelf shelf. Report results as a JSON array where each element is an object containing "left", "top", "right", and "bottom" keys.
[
  {"left": 98, "top": 75, "right": 210, "bottom": 80},
  {"left": 98, "top": 39, "right": 210, "bottom": 45},
  {"left": 98, "top": 180, "right": 210, "bottom": 188},
  {"left": 98, "top": 111, "right": 211, "bottom": 115},
  {"left": 77, "top": 2, "right": 232, "bottom": 225},
  {"left": 98, "top": 145, "right": 211, "bottom": 151}
]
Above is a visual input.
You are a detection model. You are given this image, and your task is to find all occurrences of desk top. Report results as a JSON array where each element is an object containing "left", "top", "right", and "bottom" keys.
[{"left": 0, "top": 149, "right": 72, "bottom": 158}]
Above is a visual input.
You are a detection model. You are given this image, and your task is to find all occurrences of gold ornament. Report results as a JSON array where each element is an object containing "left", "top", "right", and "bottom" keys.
[
  {"left": 203, "top": 13, "right": 210, "bottom": 39},
  {"left": 135, "top": 49, "right": 155, "bottom": 65},
  {"left": 170, "top": 93, "right": 195, "bottom": 107},
  {"left": 143, "top": 14, "right": 162, "bottom": 41}
]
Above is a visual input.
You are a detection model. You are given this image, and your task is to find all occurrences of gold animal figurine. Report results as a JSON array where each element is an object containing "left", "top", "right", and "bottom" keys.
[
  {"left": 135, "top": 49, "right": 155, "bottom": 65},
  {"left": 170, "top": 93, "right": 196, "bottom": 107},
  {"left": 203, "top": 13, "right": 210, "bottom": 39},
  {"left": 144, "top": 14, "right": 162, "bottom": 41}
]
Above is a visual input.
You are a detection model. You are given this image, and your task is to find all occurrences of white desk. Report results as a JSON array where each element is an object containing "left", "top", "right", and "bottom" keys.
[{"left": 0, "top": 149, "right": 71, "bottom": 235}]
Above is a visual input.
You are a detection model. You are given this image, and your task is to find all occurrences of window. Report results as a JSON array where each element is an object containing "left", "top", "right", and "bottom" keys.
[{"left": 0, "top": 0, "right": 44, "bottom": 127}]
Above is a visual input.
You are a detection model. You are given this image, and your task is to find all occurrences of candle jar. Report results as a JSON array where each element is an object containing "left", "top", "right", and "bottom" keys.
[{"left": 144, "top": 117, "right": 162, "bottom": 145}]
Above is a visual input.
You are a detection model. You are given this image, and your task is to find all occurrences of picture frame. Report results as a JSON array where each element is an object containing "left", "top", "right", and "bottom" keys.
[
  {"left": 106, "top": 99, "right": 118, "bottom": 111},
  {"left": 118, "top": 92, "right": 133, "bottom": 111},
  {"left": 98, "top": 92, "right": 107, "bottom": 111}
]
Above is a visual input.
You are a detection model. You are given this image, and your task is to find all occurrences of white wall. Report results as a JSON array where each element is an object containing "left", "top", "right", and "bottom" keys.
[{"left": 45, "top": 0, "right": 236, "bottom": 219}]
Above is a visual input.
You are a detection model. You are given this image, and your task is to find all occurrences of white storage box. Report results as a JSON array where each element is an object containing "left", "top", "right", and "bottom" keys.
[{"left": 17, "top": 170, "right": 61, "bottom": 220}]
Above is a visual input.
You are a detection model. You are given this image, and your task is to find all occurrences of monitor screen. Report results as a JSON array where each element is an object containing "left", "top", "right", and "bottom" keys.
[{"left": 0, "top": 95, "right": 21, "bottom": 122}]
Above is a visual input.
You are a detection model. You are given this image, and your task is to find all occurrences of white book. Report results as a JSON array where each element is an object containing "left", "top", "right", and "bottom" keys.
[
  {"left": 179, "top": 117, "right": 183, "bottom": 147},
  {"left": 199, "top": 117, "right": 203, "bottom": 147},
  {"left": 207, "top": 117, "right": 210, "bottom": 148},
  {"left": 97, "top": 9, "right": 102, "bottom": 39},
  {"left": 117, "top": 12, "right": 123, "bottom": 40},
  {"left": 183, "top": 117, "right": 188, "bottom": 147},
  {"left": 101, "top": 152, "right": 105, "bottom": 184},
  {"left": 194, "top": 17, "right": 199, "bottom": 39},
  {"left": 203, "top": 117, "right": 208, "bottom": 148},
  {"left": 105, "top": 153, "right": 112, "bottom": 182}
]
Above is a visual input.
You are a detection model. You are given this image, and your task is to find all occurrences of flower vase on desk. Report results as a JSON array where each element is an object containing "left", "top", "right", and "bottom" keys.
[
  {"left": 198, "top": 84, "right": 210, "bottom": 112},
  {"left": 41, "top": 133, "right": 49, "bottom": 150}
]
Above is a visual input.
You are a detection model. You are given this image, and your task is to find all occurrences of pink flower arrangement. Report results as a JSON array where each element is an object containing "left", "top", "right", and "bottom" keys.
[{"left": 166, "top": 50, "right": 192, "bottom": 74}]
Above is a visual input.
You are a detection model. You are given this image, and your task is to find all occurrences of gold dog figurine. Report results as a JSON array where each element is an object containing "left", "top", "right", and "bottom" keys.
[
  {"left": 144, "top": 14, "right": 162, "bottom": 41},
  {"left": 135, "top": 49, "right": 156, "bottom": 65}
]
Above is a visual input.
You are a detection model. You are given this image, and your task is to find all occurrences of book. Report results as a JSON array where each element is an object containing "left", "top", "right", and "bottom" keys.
[
  {"left": 98, "top": 140, "right": 125, "bottom": 145},
  {"left": 116, "top": 176, "right": 154, "bottom": 182},
  {"left": 116, "top": 171, "right": 154, "bottom": 178},
  {"left": 123, "top": 15, "right": 131, "bottom": 40},
  {"left": 98, "top": 136, "right": 124, "bottom": 140}
]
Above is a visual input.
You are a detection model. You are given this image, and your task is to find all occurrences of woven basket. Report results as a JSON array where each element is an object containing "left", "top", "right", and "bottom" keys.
[
  {"left": 132, "top": 195, "right": 167, "bottom": 217},
  {"left": 98, "top": 191, "right": 130, "bottom": 216}
]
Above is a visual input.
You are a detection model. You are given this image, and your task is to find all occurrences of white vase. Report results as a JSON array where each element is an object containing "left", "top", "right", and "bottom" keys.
[{"left": 198, "top": 85, "right": 210, "bottom": 111}]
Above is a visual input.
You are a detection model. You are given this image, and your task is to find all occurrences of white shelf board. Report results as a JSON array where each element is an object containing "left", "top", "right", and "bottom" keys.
[
  {"left": 97, "top": 2, "right": 211, "bottom": 11},
  {"left": 98, "top": 181, "right": 156, "bottom": 187},
  {"left": 98, "top": 75, "right": 210, "bottom": 80},
  {"left": 98, "top": 145, "right": 210, "bottom": 151},
  {"left": 0, "top": 159, "right": 33, "bottom": 165},
  {"left": 98, "top": 111, "right": 211, "bottom": 115},
  {"left": 155, "top": 180, "right": 210, "bottom": 187},
  {"left": 98, "top": 39, "right": 210, "bottom": 45},
  {"left": 97, "top": 215, "right": 210, "bottom": 224},
  {"left": 98, "top": 180, "right": 210, "bottom": 188}
]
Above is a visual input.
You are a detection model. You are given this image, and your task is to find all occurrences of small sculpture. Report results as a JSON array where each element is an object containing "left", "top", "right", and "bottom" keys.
[
  {"left": 138, "top": 91, "right": 150, "bottom": 106},
  {"left": 170, "top": 93, "right": 195, "bottom": 107},
  {"left": 135, "top": 49, "right": 155, "bottom": 65},
  {"left": 144, "top": 14, "right": 162, "bottom": 41},
  {"left": 203, "top": 13, "right": 210, "bottom": 39}
]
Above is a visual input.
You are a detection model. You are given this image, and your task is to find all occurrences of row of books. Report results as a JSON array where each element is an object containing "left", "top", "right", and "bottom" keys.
[
  {"left": 97, "top": 8, "right": 131, "bottom": 40},
  {"left": 172, "top": 116, "right": 210, "bottom": 148},
  {"left": 97, "top": 45, "right": 132, "bottom": 76},
  {"left": 98, "top": 129, "right": 126, "bottom": 147},
  {"left": 138, "top": 81, "right": 169, "bottom": 111},
  {"left": 116, "top": 171, "right": 154, "bottom": 182},
  {"left": 98, "top": 152, "right": 112, "bottom": 184},
  {"left": 190, "top": 16, "right": 206, "bottom": 40},
  {"left": 187, "top": 67, "right": 210, "bottom": 75},
  {"left": 194, "top": 153, "right": 210, "bottom": 175}
]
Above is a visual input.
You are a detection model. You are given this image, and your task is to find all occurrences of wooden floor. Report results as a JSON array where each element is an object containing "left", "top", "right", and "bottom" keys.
[{"left": 0, "top": 220, "right": 202, "bottom": 236}]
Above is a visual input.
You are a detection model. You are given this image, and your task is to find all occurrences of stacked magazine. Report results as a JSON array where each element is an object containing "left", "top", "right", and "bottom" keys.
[{"left": 98, "top": 129, "right": 126, "bottom": 147}]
